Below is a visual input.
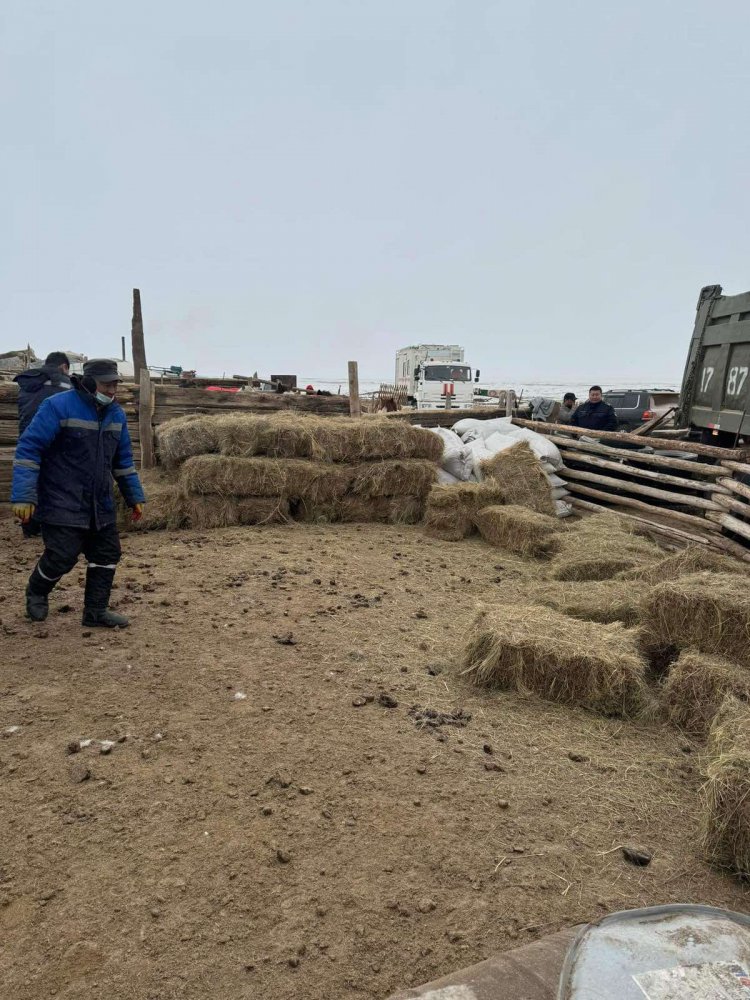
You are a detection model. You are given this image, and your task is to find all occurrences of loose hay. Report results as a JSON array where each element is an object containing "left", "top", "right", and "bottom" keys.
[
  {"left": 662, "top": 650, "right": 750, "bottom": 737},
  {"left": 480, "top": 441, "right": 555, "bottom": 516},
  {"left": 528, "top": 580, "right": 645, "bottom": 626},
  {"left": 701, "top": 696, "right": 750, "bottom": 875},
  {"left": 424, "top": 482, "right": 507, "bottom": 541},
  {"left": 461, "top": 603, "right": 649, "bottom": 717},
  {"left": 619, "top": 546, "right": 749, "bottom": 585},
  {"left": 473, "top": 504, "right": 559, "bottom": 558},
  {"left": 550, "top": 512, "right": 663, "bottom": 581},
  {"left": 642, "top": 573, "right": 750, "bottom": 666},
  {"left": 156, "top": 415, "right": 221, "bottom": 469}
]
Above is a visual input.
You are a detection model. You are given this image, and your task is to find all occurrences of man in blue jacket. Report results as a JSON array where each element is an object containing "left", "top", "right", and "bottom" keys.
[
  {"left": 570, "top": 385, "right": 618, "bottom": 432},
  {"left": 15, "top": 351, "right": 73, "bottom": 538},
  {"left": 11, "top": 359, "right": 146, "bottom": 628}
]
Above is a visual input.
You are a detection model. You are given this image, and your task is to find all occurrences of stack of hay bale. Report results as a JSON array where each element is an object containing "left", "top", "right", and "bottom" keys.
[{"left": 124, "top": 412, "right": 442, "bottom": 530}]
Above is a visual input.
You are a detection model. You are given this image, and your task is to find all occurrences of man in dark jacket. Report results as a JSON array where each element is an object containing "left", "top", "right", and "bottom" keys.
[
  {"left": 570, "top": 385, "right": 618, "bottom": 432},
  {"left": 11, "top": 359, "right": 146, "bottom": 628},
  {"left": 14, "top": 352, "right": 72, "bottom": 537}
]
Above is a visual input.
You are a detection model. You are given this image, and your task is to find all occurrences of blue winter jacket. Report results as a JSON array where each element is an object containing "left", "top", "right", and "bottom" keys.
[
  {"left": 14, "top": 364, "right": 72, "bottom": 434},
  {"left": 11, "top": 379, "right": 146, "bottom": 528}
]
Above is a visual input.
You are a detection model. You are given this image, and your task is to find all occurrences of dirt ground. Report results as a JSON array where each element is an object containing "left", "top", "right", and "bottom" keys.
[{"left": 0, "top": 513, "right": 747, "bottom": 1000}]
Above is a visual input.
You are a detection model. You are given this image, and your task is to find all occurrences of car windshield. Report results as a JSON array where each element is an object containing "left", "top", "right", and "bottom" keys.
[{"left": 423, "top": 365, "right": 470, "bottom": 382}]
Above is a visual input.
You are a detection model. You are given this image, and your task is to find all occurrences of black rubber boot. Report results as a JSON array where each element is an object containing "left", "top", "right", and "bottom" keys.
[
  {"left": 82, "top": 607, "right": 130, "bottom": 629},
  {"left": 83, "top": 566, "right": 128, "bottom": 628},
  {"left": 25, "top": 566, "right": 55, "bottom": 622}
]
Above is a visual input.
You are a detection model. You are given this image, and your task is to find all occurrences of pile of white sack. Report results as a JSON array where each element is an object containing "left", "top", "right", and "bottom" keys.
[{"left": 425, "top": 417, "right": 573, "bottom": 517}]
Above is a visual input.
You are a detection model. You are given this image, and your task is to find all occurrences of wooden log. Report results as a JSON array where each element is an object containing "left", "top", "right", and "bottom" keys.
[
  {"left": 720, "top": 459, "right": 750, "bottom": 477},
  {"left": 713, "top": 492, "right": 750, "bottom": 519},
  {"left": 561, "top": 467, "right": 722, "bottom": 511},
  {"left": 717, "top": 476, "right": 750, "bottom": 504},
  {"left": 631, "top": 406, "right": 676, "bottom": 436},
  {"left": 348, "top": 361, "right": 361, "bottom": 418},
  {"left": 706, "top": 510, "right": 750, "bottom": 544},
  {"left": 562, "top": 450, "right": 723, "bottom": 494},
  {"left": 512, "top": 416, "right": 750, "bottom": 461},
  {"left": 563, "top": 481, "right": 722, "bottom": 532},
  {"left": 131, "top": 288, "right": 147, "bottom": 384},
  {"left": 138, "top": 370, "right": 155, "bottom": 470},
  {"left": 0, "top": 419, "right": 17, "bottom": 447},
  {"left": 569, "top": 497, "right": 720, "bottom": 548},
  {"left": 553, "top": 436, "right": 724, "bottom": 477}
]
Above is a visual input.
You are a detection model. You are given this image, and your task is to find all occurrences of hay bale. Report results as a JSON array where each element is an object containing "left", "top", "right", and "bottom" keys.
[
  {"left": 662, "top": 650, "right": 750, "bottom": 737},
  {"left": 117, "top": 470, "right": 185, "bottom": 531},
  {"left": 156, "top": 415, "right": 221, "bottom": 469},
  {"left": 424, "top": 482, "right": 507, "bottom": 541},
  {"left": 550, "top": 512, "right": 663, "bottom": 581},
  {"left": 619, "top": 545, "right": 748, "bottom": 585},
  {"left": 179, "top": 411, "right": 443, "bottom": 463},
  {"left": 701, "top": 696, "right": 750, "bottom": 875},
  {"left": 528, "top": 580, "right": 645, "bottom": 626},
  {"left": 641, "top": 572, "right": 750, "bottom": 665},
  {"left": 480, "top": 441, "right": 554, "bottom": 516},
  {"left": 296, "top": 496, "right": 424, "bottom": 524},
  {"left": 176, "top": 494, "right": 290, "bottom": 529},
  {"left": 461, "top": 603, "right": 649, "bottom": 717},
  {"left": 473, "top": 504, "right": 559, "bottom": 558},
  {"left": 178, "top": 455, "right": 352, "bottom": 503},
  {"left": 349, "top": 459, "right": 436, "bottom": 498}
]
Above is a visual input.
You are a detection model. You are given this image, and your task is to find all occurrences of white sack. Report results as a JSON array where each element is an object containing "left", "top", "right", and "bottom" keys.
[
  {"left": 437, "top": 468, "right": 461, "bottom": 485},
  {"left": 428, "top": 426, "right": 473, "bottom": 481}
]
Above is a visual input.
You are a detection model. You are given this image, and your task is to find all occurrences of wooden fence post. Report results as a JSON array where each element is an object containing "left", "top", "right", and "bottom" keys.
[
  {"left": 348, "top": 361, "right": 361, "bottom": 417},
  {"left": 139, "top": 368, "right": 156, "bottom": 469},
  {"left": 505, "top": 388, "right": 513, "bottom": 417},
  {"left": 131, "top": 288, "right": 147, "bottom": 384}
]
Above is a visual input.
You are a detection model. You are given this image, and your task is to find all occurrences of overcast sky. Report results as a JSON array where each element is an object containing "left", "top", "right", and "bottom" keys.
[{"left": 3, "top": 0, "right": 750, "bottom": 385}]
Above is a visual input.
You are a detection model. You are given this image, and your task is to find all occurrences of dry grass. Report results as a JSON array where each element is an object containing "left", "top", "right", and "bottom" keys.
[
  {"left": 641, "top": 572, "right": 750, "bottom": 666},
  {"left": 662, "top": 650, "right": 750, "bottom": 737},
  {"left": 295, "top": 496, "right": 424, "bottom": 524},
  {"left": 528, "top": 579, "right": 646, "bottom": 626},
  {"left": 156, "top": 415, "right": 221, "bottom": 469},
  {"left": 480, "top": 441, "right": 555, "bottom": 516},
  {"left": 177, "top": 494, "right": 290, "bottom": 529},
  {"left": 619, "top": 546, "right": 749, "bottom": 585},
  {"left": 550, "top": 512, "right": 663, "bottom": 582},
  {"left": 473, "top": 504, "right": 560, "bottom": 558},
  {"left": 117, "top": 470, "right": 184, "bottom": 532},
  {"left": 161, "top": 412, "right": 443, "bottom": 464},
  {"left": 701, "top": 696, "right": 750, "bottom": 876},
  {"left": 461, "top": 603, "right": 650, "bottom": 717},
  {"left": 423, "top": 482, "right": 507, "bottom": 541}
]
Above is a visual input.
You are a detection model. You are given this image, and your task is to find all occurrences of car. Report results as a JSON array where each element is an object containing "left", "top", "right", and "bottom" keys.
[{"left": 603, "top": 389, "right": 679, "bottom": 431}]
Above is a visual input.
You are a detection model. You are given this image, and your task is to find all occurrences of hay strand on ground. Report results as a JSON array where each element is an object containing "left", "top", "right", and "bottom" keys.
[
  {"left": 423, "top": 482, "right": 507, "bottom": 541},
  {"left": 461, "top": 603, "right": 649, "bottom": 717},
  {"left": 662, "top": 650, "right": 750, "bottom": 737},
  {"left": 701, "top": 696, "right": 750, "bottom": 875},
  {"left": 480, "top": 441, "right": 555, "bottom": 515},
  {"left": 550, "top": 512, "right": 663, "bottom": 581},
  {"left": 473, "top": 504, "right": 559, "bottom": 558},
  {"left": 641, "top": 572, "right": 750, "bottom": 666}
]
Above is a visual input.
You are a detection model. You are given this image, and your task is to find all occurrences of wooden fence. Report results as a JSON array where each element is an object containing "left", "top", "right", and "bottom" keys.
[{"left": 511, "top": 417, "right": 750, "bottom": 560}]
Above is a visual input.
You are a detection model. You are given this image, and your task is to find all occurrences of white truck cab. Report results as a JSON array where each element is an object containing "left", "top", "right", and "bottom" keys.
[{"left": 396, "top": 345, "right": 479, "bottom": 410}]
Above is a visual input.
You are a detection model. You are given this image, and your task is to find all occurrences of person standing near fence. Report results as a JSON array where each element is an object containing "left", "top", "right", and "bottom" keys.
[
  {"left": 11, "top": 359, "right": 145, "bottom": 628},
  {"left": 14, "top": 351, "right": 72, "bottom": 538}
]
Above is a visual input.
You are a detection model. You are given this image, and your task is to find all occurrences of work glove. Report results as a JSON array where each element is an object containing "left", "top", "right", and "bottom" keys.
[
  {"left": 13, "top": 503, "right": 35, "bottom": 524},
  {"left": 131, "top": 504, "right": 144, "bottom": 523}
]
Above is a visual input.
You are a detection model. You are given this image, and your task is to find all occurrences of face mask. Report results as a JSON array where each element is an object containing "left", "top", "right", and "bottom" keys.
[{"left": 95, "top": 392, "right": 114, "bottom": 406}]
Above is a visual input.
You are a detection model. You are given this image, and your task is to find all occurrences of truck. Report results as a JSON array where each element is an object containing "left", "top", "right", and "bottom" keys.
[
  {"left": 395, "top": 344, "right": 480, "bottom": 410},
  {"left": 678, "top": 285, "right": 750, "bottom": 445}
]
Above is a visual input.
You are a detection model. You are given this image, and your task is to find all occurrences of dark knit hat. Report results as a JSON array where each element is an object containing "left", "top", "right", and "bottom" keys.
[{"left": 83, "top": 359, "right": 122, "bottom": 382}]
